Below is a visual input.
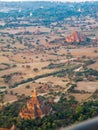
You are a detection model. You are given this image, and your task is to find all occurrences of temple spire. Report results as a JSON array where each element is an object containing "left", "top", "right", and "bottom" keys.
[
  {"left": 32, "top": 87, "right": 37, "bottom": 98},
  {"left": 19, "top": 86, "right": 52, "bottom": 119}
]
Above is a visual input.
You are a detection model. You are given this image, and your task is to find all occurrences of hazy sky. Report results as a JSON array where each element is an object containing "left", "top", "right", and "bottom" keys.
[{"left": 0, "top": 0, "right": 97, "bottom": 2}]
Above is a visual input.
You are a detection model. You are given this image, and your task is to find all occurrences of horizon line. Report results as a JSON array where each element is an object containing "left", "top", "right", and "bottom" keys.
[{"left": 0, "top": 0, "right": 98, "bottom": 2}]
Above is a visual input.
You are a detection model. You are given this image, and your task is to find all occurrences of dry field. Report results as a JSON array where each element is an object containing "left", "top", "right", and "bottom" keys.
[
  {"left": 0, "top": 21, "right": 98, "bottom": 104},
  {"left": 70, "top": 93, "right": 92, "bottom": 102},
  {"left": 1, "top": 44, "right": 98, "bottom": 103},
  {"left": 36, "top": 76, "right": 68, "bottom": 89},
  {"left": 76, "top": 81, "right": 98, "bottom": 92},
  {"left": 88, "top": 60, "right": 98, "bottom": 70},
  {"left": 58, "top": 47, "right": 98, "bottom": 58},
  {"left": 0, "top": 26, "right": 51, "bottom": 34}
]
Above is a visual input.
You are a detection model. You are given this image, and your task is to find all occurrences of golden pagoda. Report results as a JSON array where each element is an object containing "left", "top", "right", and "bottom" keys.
[{"left": 19, "top": 87, "right": 52, "bottom": 119}]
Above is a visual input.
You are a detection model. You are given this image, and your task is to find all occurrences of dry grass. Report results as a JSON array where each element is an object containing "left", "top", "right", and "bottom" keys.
[
  {"left": 70, "top": 93, "right": 92, "bottom": 102},
  {"left": 88, "top": 60, "right": 98, "bottom": 70},
  {"left": 76, "top": 81, "right": 98, "bottom": 92},
  {"left": 0, "top": 21, "right": 98, "bottom": 103}
]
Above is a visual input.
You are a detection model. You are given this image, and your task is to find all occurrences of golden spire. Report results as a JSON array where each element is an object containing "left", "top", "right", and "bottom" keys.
[{"left": 32, "top": 87, "right": 37, "bottom": 98}]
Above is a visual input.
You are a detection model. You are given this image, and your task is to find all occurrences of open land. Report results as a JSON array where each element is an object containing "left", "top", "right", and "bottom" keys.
[{"left": 0, "top": 1, "right": 98, "bottom": 130}]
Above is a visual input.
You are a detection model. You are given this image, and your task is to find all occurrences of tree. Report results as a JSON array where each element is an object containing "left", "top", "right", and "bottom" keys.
[
  {"left": 33, "top": 68, "right": 39, "bottom": 72},
  {"left": 0, "top": 94, "right": 4, "bottom": 104},
  {"left": 25, "top": 85, "right": 30, "bottom": 89}
]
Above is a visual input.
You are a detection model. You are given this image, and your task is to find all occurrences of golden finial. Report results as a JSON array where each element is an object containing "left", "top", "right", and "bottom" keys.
[{"left": 32, "top": 87, "right": 37, "bottom": 98}]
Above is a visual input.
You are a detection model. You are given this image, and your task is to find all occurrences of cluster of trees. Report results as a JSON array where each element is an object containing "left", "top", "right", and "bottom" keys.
[
  {"left": 1, "top": 94, "right": 98, "bottom": 130},
  {"left": 75, "top": 68, "right": 98, "bottom": 82},
  {"left": 67, "top": 84, "right": 77, "bottom": 92},
  {"left": 0, "top": 63, "right": 10, "bottom": 71},
  {"left": 43, "top": 63, "right": 65, "bottom": 70}
]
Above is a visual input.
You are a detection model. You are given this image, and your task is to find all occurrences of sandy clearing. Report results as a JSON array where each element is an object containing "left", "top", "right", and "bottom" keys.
[
  {"left": 76, "top": 81, "right": 98, "bottom": 92},
  {"left": 88, "top": 61, "right": 98, "bottom": 70},
  {"left": 71, "top": 93, "right": 92, "bottom": 102}
]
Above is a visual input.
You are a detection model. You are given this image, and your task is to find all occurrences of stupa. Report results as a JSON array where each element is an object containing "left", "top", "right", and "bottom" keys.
[{"left": 19, "top": 87, "right": 52, "bottom": 119}]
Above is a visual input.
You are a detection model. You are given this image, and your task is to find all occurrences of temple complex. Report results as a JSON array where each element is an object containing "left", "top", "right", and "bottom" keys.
[
  {"left": 66, "top": 31, "right": 86, "bottom": 43},
  {"left": 19, "top": 87, "right": 52, "bottom": 120}
]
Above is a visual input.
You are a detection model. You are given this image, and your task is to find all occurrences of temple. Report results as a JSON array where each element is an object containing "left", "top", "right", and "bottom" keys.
[
  {"left": 66, "top": 31, "right": 86, "bottom": 43},
  {"left": 19, "top": 87, "right": 52, "bottom": 119}
]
